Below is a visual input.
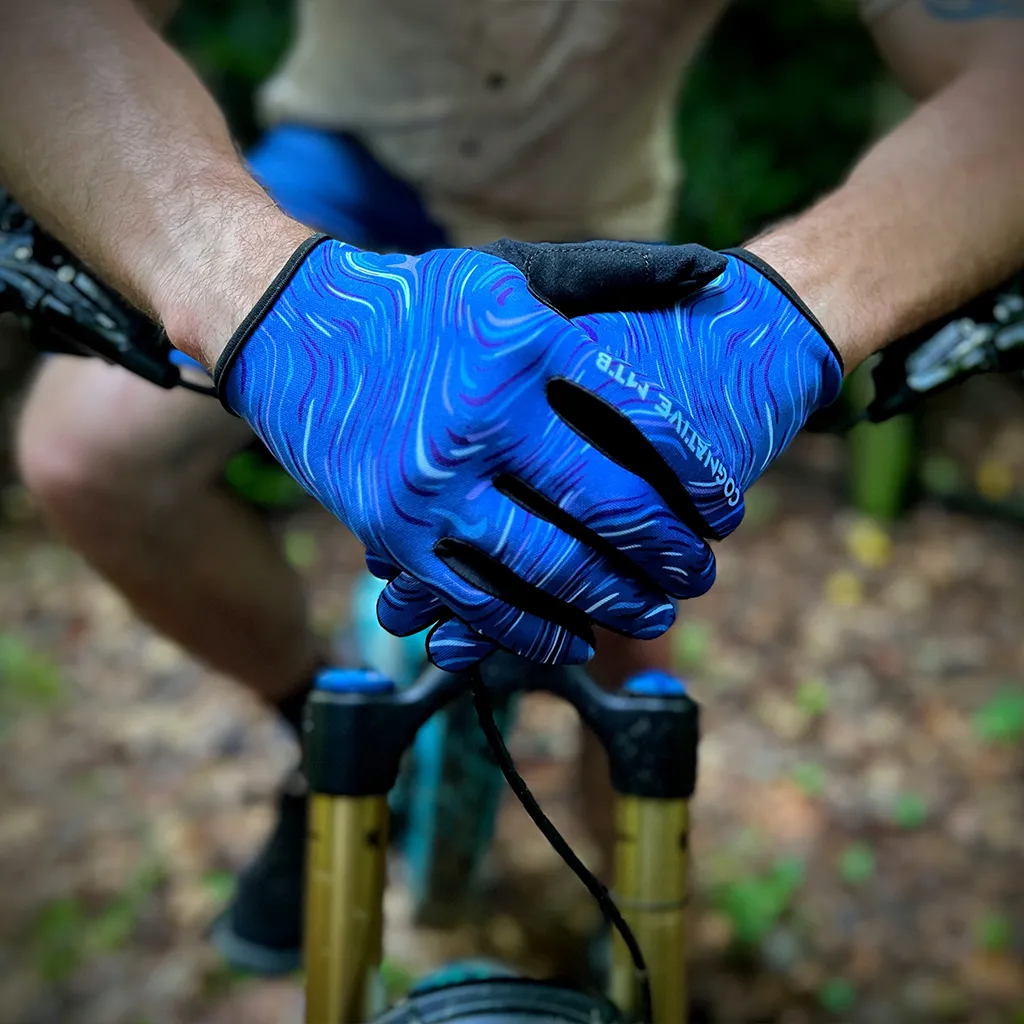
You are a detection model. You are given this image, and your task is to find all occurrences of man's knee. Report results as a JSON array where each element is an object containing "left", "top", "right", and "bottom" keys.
[
  {"left": 17, "top": 387, "right": 151, "bottom": 531},
  {"left": 15, "top": 359, "right": 241, "bottom": 533}
]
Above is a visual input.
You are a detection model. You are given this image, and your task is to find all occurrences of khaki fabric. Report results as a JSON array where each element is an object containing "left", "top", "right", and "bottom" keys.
[
  {"left": 259, "top": 0, "right": 903, "bottom": 245},
  {"left": 259, "top": 0, "right": 728, "bottom": 245}
]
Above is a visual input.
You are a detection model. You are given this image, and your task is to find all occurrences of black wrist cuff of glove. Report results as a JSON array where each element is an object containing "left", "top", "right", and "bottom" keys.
[
  {"left": 212, "top": 231, "right": 331, "bottom": 414},
  {"left": 722, "top": 247, "right": 845, "bottom": 374},
  {"left": 478, "top": 238, "right": 728, "bottom": 319}
]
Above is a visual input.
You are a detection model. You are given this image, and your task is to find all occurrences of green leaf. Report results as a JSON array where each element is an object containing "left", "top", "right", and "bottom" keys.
[
  {"left": 742, "top": 482, "right": 781, "bottom": 527},
  {"left": 819, "top": 978, "right": 856, "bottom": 1014},
  {"left": 795, "top": 678, "right": 830, "bottom": 718},
  {"left": 284, "top": 530, "right": 319, "bottom": 569},
  {"left": 976, "top": 912, "right": 1012, "bottom": 953},
  {"left": 87, "top": 857, "right": 166, "bottom": 953},
  {"left": 919, "top": 455, "right": 962, "bottom": 496},
  {"left": 891, "top": 792, "right": 928, "bottom": 829},
  {"left": 673, "top": 0, "right": 882, "bottom": 249},
  {"left": 0, "top": 635, "right": 64, "bottom": 709},
  {"left": 380, "top": 958, "right": 416, "bottom": 999},
  {"left": 673, "top": 619, "right": 711, "bottom": 672},
  {"left": 30, "top": 898, "right": 86, "bottom": 981},
  {"left": 223, "top": 451, "right": 307, "bottom": 509},
  {"left": 201, "top": 870, "right": 237, "bottom": 905},
  {"left": 791, "top": 762, "right": 826, "bottom": 797},
  {"left": 838, "top": 842, "right": 875, "bottom": 885},
  {"left": 972, "top": 689, "right": 1024, "bottom": 744},
  {"left": 88, "top": 899, "right": 139, "bottom": 952},
  {"left": 712, "top": 856, "right": 805, "bottom": 946},
  {"left": 774, "top": 855, "right": 807, "bottom": 889}
]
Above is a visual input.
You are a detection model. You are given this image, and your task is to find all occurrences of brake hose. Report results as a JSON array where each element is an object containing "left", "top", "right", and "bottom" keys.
[{"left": 468, "top": 668, "right": 654, "bottom": 1024}]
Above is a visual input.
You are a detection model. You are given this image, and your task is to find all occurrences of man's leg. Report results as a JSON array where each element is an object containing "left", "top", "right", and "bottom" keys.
[
  {"left": 17, "top": 356, "right": 321, "bottom": 702},
  {"left": 17, "top": 124, "right": 452, "bottom": 973},
  {"left": 17, "top": 356, "right": 319, "bottom": 971}
]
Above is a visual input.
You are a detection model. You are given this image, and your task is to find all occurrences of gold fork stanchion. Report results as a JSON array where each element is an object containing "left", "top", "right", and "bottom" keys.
[
  {"left": 304, "top": 793, "right": 389, "bottom": 1024},
  {"left": 609, "top": 795, "right": 690, "bottom": 1024}
]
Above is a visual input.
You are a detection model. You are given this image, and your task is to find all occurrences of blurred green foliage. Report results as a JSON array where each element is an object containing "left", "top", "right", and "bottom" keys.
[
  {"left": 673, "top": 0, "right": 887, "bottom": 247},
  {"left": 972, "top": 688, "right": 1024, "bottom": 745},
  {"left": 712, "top": 855, "right": 806, "bottom": 946},
  {"left": 838, "top": 841, "right": 876, "bottom": 885},
  {"left": 791, "top": 761, "right": 827, "bottom": 797},
  {"left": 0, "top": 634, "right": 64, "bottom": 724},
  {"left": 170, "top": 0, "right": 888, "bottom": 247},
  {"left": 847, "top": 367, "right": 918, "bottom": 520},
  {"left": 795, "top": 677, "right": 831, "bottom": 719},
  {"left": 30, "top": 897, "right": 85, "bottom": 982},
  {"left": 976, "top": 911, "right": 1013, "bottom": 953},
  {"left": 223, "top": 449, "right": 306, "bottom": 508},
  {"left": 672, "top": 617, "right": 713, "bottom": 673},
  {"left": 201, "top": 868, "right": 238, "bottom": 906},
  {"left": 890, "top": 791, "right": 929, "bottom": 829},
  {"left": 818, "top": 977, "right": 856, "bottom": 1015},
  {"left": 380, "top": 958, "right": 417, "bottom": 1001},
  {"left": 30, "top": 857, "right": 165, "bottom": 982},
  {"left": 169, "top": 0, "right": 291, "bottom": 150},
  {"left": 284, "top": 528, "right": 320, "bottom": 569}
]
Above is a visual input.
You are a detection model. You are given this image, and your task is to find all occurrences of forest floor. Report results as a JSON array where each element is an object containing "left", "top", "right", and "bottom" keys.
[{"left": 0, "top": 380, "right": 1022, "bottom": 1024}]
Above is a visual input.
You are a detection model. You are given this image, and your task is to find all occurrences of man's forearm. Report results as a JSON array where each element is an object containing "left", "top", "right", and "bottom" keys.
[
  {"left": 0, "top": 0, "right": 309, "bottom": 366},
  {"left": 747, "top": 58, "right": 1024, "bottom": 372}
]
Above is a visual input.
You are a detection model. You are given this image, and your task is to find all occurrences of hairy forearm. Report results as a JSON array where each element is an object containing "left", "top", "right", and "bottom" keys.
[
  {"left": 747, "top": 58, "right": 1024, "bottom": 372},
  {"left": 0, "top": 0, "right": 308, "bottom": 366}
]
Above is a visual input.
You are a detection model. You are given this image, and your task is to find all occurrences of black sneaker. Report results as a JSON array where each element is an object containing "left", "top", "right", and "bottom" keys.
[{"left": 211, "top": 768, "right": 306, "bottom": 975}]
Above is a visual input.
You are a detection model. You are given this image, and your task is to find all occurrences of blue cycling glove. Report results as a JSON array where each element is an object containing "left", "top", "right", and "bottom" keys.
[
  {"left": 380, "top": 242, "right": 844, "bottom": 669},
  {"left": 215, "top": 235, "right": 733, "bottom": 670}
]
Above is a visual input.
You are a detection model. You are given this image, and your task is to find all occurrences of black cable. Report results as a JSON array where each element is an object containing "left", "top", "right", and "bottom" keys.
[{"left": 468, "top": 667, "right": 653, "bottom": 1024}]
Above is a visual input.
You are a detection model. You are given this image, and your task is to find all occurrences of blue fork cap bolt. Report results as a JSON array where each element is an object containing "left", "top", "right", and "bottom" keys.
[
  {"left": 314, "top": 667, "right": 395, "bottom": 694},
  {"left": 623, "top": 670, "right": 687, "bottom": 697}
]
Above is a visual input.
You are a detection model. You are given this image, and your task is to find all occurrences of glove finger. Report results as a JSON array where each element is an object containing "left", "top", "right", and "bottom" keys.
[
  {"left": 543, "top": 330, "right": 746, "bottom": 542},
  {"left": 405, "top": 555, "right": 595, "bottom": 667},
  {"left": 377, "top": 571, "right": 445, "bottom": 636},
  {"left": 365, "top": 547, "right": 400, "bottom": 581},
  {"left": 424, "top": 618, "right": 499, "bottom": 673},
  {"left": 477, "top": 239, "right": 727, "bottom": 318},
  {"left": 439, "top": 484, "right": 676, "bottom": 639},
  {"left": 495, "top": 451, "right": 715, "bottom": 601},
  {"left": 386, "top": 571, "right": 682, "bottom": 659}
]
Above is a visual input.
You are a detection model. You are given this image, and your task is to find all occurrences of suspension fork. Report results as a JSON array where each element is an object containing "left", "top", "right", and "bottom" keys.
[{"left": 301, "top": 659, "right": 699, "bottom": 1024}]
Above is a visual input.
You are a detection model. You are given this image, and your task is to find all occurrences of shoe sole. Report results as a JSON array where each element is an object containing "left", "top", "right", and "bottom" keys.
[{"left": 210, "top": 911, "right": 302, "bottom": 976}]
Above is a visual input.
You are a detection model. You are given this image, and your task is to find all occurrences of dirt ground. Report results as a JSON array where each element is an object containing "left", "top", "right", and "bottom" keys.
[{"left": 0, "top": 382, "right": 1022, "bottom": 1024}]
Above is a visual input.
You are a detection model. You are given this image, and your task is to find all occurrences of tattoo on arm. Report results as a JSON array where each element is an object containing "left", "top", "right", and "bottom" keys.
[{"left": 924, "top": 0, "right": 1024, "bottom": 18}]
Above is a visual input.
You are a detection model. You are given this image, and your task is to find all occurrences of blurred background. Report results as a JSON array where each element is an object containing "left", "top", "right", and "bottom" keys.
[{"left": 0, "top": 1, "right": 1022, "bottom": 1021}]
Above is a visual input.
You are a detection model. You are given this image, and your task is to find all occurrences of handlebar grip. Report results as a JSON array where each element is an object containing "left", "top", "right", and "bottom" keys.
[{"left": 0, "top": 187, "right": 181, "bottom": 390}]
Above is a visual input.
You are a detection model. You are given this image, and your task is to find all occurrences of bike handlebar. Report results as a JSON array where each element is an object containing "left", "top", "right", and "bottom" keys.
[{"left": 0, "top": 188, "right": 180, "bottom": 389}]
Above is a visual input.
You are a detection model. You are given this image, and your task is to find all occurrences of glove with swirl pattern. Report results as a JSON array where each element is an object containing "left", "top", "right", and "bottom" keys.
[
  {"left": 377, "top": 242, "right": 845, "bottom": 669},
  {"left": 214, "top": 234, "right": 738, "bottom": 670}
]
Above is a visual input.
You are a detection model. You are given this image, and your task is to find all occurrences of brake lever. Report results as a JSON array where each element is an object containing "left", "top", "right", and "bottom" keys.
[
  {"left": 0, "top": 188, "right": 181, "bottom": 389},
  {"left": 806, "top": 274, "right": 1024, "bottom": 433}
]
